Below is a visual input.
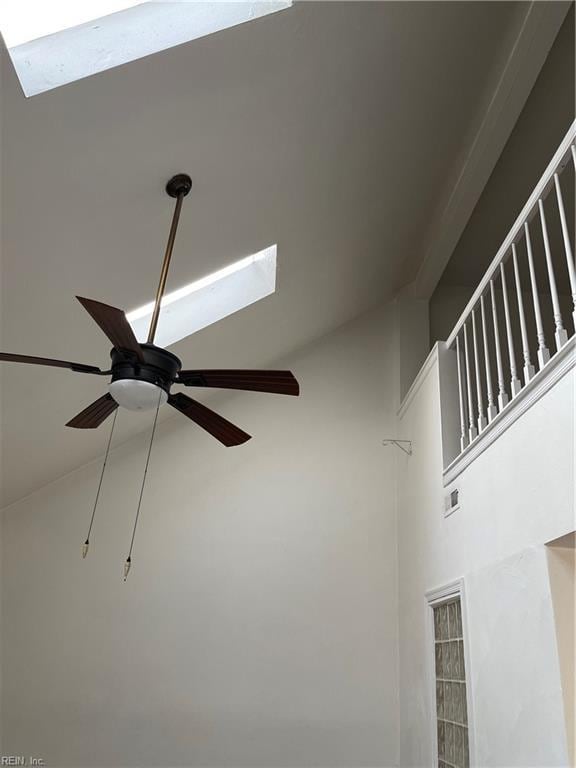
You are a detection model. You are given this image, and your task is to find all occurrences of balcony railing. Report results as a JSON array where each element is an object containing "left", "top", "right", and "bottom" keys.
[{"left": 446, "top": 120, "right": 576, "bottom": 459}]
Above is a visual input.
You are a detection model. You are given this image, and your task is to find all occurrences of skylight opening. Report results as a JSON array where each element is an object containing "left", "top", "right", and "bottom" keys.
[
  {"left": 0, "top": 1, "right": 139, "bottom": 48},
  {"left": 3, "top": 1, "right": 292, "bottom": 98},
  {"left": 127, "top": 245, "right": 277, "bottom": 348}
]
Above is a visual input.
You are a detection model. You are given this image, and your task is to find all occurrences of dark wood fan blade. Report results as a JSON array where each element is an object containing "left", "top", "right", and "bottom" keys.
[
  {"left": 168, "top": 392, "right": 251, "bottom": 447},
  {"left": 0, "top": 352, "right": 102, "bottom": 374},
  {"left": 176, "top": 369, "right": 300, "bottom": 396},
  {"left": 66, "top": 393, "right": 118, "bottom": 429},
  {"left": 76, "top": 296, "right": 144, "bottom": 361}
]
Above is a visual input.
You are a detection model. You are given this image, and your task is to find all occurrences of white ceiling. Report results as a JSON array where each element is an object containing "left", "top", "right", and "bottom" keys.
[{"left": 1, "top": 1, "right": 529, "bottom": 506}]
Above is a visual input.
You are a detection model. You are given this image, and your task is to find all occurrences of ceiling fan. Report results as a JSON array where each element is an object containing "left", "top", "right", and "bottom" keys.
[{"left": 0, "top": 174, "right": 300, "bottom": 447}]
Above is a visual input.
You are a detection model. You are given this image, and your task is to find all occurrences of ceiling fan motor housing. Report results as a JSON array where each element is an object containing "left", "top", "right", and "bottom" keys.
[{"left": 109, "top": 344, "right": 181, "bottom": 411}]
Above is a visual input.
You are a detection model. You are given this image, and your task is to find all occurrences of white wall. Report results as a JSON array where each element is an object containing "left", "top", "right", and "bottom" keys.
[
  {"left": 465, "top": 547, "right": 568, "bottom": 767},
  {"left": 396, "top": 347, "right": 575, "bottom": 767},
  {"left": 1, "top": 305, "right": 399, "bottom": 768}
]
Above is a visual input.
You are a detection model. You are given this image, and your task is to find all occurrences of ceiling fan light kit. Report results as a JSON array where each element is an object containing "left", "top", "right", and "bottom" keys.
[
  {"left": 108, "top": 344, "right": 181, "bottom": 411},
  {"left": 1, "top": 174, "right": 300, "bottom": 579}
]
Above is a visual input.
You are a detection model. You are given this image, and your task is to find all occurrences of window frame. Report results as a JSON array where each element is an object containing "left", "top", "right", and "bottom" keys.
[{"left": 426, "top": 579, "right": 476, "bottom": 767}]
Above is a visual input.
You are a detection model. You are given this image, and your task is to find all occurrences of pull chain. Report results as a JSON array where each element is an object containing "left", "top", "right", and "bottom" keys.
[
  {"left": 124, "top": 391, "right": 162, "bottom": 581},
  {"left": 82, "top": 408, "right": 118, "bottom": 558}
]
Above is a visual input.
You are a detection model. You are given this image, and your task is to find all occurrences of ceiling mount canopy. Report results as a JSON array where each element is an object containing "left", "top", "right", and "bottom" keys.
[{"left": 165, "top": 173, "right": 193, "bottom": 199}]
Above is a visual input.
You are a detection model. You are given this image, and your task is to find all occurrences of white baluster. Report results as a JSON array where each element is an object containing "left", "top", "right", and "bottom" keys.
[
  {"left": 480, "top": 294, "right": 497, "bottom": 422},
  {"left": 463, "top": 322, "right": 477, "bottom": 443},
  {"left": 471, "top": 309, "right": 487, "bottom": 432},
  {"left": 512, "top": 244, "right": 535, "bottom": 384},
  {"left": 490, "top": 279, "right": 509, "bottom": 411},
  {"left": 539, "top": 198, "right": 568, "bottom": 349},
  {"left": 499, "top": 261, "right": 522, "bottom": 397},
  {"left": 554, "top": 173, "right": 576, "bottom": 333},
  {"left": 456, "top": 334, "right": 468, "bottom": 452},
  {"left": 524, "top": 221, "right": 550, "bottom": 368}
]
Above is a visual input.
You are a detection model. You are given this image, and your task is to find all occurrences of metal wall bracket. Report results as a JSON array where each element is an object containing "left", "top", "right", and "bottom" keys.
[{"left": 382, "top": 439, "right": 412, "bottom": 456}]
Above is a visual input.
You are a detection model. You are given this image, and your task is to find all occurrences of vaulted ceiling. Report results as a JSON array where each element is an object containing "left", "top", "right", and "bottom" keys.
[{"left": 0, "top": 1, "right": 537, "bottom": 505}]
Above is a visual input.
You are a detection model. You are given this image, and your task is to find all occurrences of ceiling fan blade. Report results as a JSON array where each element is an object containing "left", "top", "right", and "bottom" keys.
[
  {"left": 0, "top": 352, "right": 102, "bottom": 374},
  {"left": 76, "top": 296, "right": 144, "bottom": 361},
  {"left": 176, "top": 369, "right": 300, "bottom": 396},
  {"left": 168, "top": 392, "right": 251, "bottom": 447},
  {"left": 66, "top": 393, "right": 118, "bottom": 429}
]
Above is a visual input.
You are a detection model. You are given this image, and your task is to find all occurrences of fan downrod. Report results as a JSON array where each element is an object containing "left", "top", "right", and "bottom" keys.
[
  {"left": 165, "top": 173, "right": 192, "bottom": 199},
  {"left": 147, "top": 173, "right": 192, "bottom": 344}
]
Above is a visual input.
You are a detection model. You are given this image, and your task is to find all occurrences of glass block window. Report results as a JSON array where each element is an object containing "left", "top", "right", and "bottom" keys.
[{"left": 433, "top": 597, "right": 469, "bottom": 768}]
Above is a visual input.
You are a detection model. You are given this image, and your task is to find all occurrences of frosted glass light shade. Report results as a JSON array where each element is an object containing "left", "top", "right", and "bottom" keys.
[{"left": 109, "top": 380, "right": 167, "bottom": 411}]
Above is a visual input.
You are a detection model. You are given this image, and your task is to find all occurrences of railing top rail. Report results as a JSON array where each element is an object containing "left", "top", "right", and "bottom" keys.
[{"left": 446, "top": 118, "right": 576, "bottom": 349}]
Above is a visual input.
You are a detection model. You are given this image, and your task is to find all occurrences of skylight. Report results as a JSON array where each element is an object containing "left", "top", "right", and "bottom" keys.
[
  {"left": 0, "top": 1, "right": 139, "bottom": 48},
  {"left": 3, "top": 1, "right": 292, "bottom": 97},
  {"left": 127, "top": 245, "right": 277, "bottom": 349}
]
